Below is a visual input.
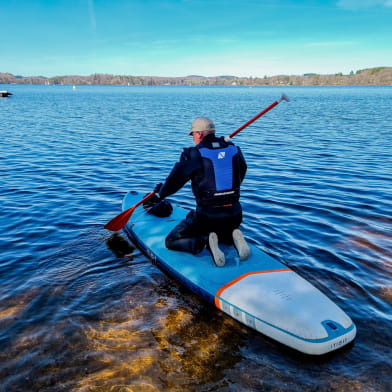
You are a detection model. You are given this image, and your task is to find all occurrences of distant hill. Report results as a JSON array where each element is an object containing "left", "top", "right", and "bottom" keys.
[{"left": 1, "top": 67, "right": 391, "bottom": 86}]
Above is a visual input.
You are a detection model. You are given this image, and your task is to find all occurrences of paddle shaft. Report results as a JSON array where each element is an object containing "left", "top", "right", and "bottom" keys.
[{"left": 226, "top": 93, "right": 290, "bottom": 140}]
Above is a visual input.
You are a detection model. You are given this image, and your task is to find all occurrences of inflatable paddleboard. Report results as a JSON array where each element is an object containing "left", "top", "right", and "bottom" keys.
[{"left": 122, "top": 191, "right": 356, "bottom": 355}]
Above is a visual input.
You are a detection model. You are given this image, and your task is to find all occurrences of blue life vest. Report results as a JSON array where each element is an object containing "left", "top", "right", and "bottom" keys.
[{"left": 193, "top": 142, "right": 241, "bottom": 206}]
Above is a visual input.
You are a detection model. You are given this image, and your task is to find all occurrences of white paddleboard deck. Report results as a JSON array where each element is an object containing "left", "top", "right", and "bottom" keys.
[{"left": 123, "top": 191, "right": 356, "bottom": 355}]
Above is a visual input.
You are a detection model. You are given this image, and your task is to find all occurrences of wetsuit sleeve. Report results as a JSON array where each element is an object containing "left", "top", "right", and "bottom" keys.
[{"left": 158, "top": 149, "right": 200, "bottom": 199}]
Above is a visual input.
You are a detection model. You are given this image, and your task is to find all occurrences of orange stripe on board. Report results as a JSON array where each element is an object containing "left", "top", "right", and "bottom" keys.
[{"left": 214, "top": 268, "right": 291, "bottom": 309}]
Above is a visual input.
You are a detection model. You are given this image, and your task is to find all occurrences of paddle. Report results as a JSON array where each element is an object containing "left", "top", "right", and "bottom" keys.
[
  {"left": 225, "top": 93, "right": 290, "bottom": 140},
  {"left": 104, "top": 191, "right": 156, "bottom": 231},
  {"left": 104, "top": 93, "right": 290, "bottom": 231}
]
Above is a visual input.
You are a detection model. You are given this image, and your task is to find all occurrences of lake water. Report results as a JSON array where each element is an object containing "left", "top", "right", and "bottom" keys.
[{"left": 0, "top": 84, "right": 391, "bottom": 391}]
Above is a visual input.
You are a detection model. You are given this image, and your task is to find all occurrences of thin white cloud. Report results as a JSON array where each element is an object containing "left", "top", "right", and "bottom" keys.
[
  {"left": 87, "top": 0, "right": 97, "bottom": 34},
  {"left": 306, "top": 41, "right": 357, "bottom": 47}
]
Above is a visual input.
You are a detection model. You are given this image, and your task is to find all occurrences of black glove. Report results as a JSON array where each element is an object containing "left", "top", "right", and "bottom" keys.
[
  {"left": 142, "top": 188, "right": 173, "bottom": 218},
  {"left": 143, "top": 193, "right": 161, "bottom": 210}
]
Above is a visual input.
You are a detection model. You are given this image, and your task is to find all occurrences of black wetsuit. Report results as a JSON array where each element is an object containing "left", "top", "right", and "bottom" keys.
[{"left": 157, "top": 133, "right": 247, "bottom": 254}]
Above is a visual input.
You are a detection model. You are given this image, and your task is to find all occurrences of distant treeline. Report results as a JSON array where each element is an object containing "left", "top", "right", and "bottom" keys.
[{"left": 1, "top": 67, "right": 391, "bottom": 86}]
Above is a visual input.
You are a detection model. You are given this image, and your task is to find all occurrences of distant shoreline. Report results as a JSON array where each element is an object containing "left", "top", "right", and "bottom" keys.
[{"left": 1, "top": 67, "right": 391, "bottom": 86}]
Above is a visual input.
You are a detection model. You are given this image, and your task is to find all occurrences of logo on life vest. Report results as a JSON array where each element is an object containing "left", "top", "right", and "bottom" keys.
[{"left": 218, "top": 151, "right": 226, "bottom": 159}]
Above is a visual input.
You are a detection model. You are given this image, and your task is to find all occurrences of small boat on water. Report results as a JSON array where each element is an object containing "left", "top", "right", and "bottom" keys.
[{"left": 1, "top": 90, "right": 13, "bottom": 97}]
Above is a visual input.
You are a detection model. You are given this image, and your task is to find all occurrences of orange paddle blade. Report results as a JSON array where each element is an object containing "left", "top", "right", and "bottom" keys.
[
  {"left": 104, "top": 191, "right": 156, "bottom": 231},
  {"left": 104, "top": 206, "right": 136, "bottom": 231}
]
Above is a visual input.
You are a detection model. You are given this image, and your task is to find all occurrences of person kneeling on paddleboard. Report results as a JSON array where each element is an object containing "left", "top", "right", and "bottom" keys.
[{"left": 144, "top": 117, "right": 250, "bottom": 267}]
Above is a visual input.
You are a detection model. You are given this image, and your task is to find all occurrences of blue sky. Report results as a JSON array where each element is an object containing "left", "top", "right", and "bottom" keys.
[{"left": 1, "top": 0, "right": 391, "bottom": 77}]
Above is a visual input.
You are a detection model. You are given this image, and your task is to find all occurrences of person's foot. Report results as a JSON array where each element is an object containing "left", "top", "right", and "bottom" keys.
[
  {"left": 232, "top": 229, "right": 250, "bottom": 261},
  {"left": 208, "top": 232, "right": 225, "bottom": 267}
]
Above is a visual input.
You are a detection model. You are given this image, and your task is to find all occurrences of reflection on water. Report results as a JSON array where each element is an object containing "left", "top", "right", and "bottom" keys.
[
  {"left": 0, "top": 85, "right": 391, "bottom": 391},
  {"left": 106, "top": 233, "right": 136, "bottom": 258},
  {"left": 79, "top": 298, "right": 241, "bottom": 391}
]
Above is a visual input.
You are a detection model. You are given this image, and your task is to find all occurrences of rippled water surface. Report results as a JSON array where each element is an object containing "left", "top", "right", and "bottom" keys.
[{"left": 1, "top": 84, "right": 391, "bottom": 391}]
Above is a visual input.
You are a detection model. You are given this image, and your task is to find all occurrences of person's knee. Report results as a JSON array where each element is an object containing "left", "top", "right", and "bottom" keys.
[
  {"left": 165, "top": 235, "right": 205, "bottom": 254},
  {"left": 165, "top": 234, "right": 177, "bottom": 249}
]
